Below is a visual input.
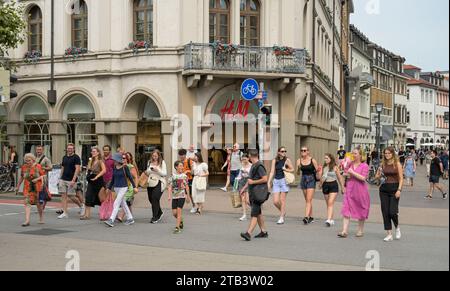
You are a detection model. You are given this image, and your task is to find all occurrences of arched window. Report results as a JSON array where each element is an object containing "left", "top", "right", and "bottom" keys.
[
  {"left": 209, "top": 0, "right": 230, "bottom": 43},
  {"left": 28, "top": 6, "right": 42, "bottom": 52},
  {"left": 240, "top": 0, "right": 260, "bottom": 46},
  {"left": 134, "top": 0, "right": 153, "bottom": 42},
  {"left": 71, "top": 0, "right": 88, "bottom": 48}
]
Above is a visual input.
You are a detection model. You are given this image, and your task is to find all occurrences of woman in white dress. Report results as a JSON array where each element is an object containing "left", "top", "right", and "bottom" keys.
[{"left": 192, "top": 152, "right": 209, "bottom": 215}]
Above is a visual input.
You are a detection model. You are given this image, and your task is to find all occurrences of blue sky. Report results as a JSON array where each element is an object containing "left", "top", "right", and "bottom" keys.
[{"left": 351, "top": 0, "right": 449, "bottom": 72}]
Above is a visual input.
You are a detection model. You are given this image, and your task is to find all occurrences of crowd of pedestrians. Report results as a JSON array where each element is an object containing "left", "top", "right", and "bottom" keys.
[{"left": 11, "top": 141, "right": 449, "bottom": 242}]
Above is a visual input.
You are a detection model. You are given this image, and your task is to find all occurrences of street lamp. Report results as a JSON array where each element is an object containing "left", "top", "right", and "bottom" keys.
[{"left": 375, "top": 103, "right": 384, "bottom": 161}]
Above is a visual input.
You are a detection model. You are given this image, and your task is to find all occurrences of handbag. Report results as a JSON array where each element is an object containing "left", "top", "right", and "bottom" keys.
[
  {"left": 139, "top": 172, "right": 149, "bottom": 188},
  {"left": 38, "top": 185, "right": 52, "bottom": 203},
  {"left": 148, "top": 174, "right": 160, "bottom": 188},
  {"left": 230, "top": 192, "right": 242, "bottom": 208},
  {"left": 195, "top": 176, "right": 207, "bottom": 191},
  {"left": 98, "top": 187, "right": 108, "bottom": 203},
  {"left": 99, "top": 192, "right": 114, "bottom": 221},
  {"left": 284, "top": 171, "right": 295, "bottom": 185}
]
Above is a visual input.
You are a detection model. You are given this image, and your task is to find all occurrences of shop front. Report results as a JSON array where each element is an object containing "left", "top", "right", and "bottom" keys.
[
  {"left": 19, "top": 96, "right": 51, "bottom": 163},
  {"left": 203, "top": 89, "right": 260, "bottom": 184},
  {"left": 61, "top": 94, "right": 98, "bottom": 166}
]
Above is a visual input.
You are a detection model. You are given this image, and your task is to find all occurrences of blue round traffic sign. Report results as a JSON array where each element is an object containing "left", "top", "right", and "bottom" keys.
[{"left": 241, "top": 79, "right": 259, "bottom": 101}]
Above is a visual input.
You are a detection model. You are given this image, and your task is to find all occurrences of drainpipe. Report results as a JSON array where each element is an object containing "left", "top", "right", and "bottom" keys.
[
  {"left": 331, "top": 0, "right": 336, "bottom": 119},
  {"left": 310, "top": 0, "right": 316, "bottom": 107}
]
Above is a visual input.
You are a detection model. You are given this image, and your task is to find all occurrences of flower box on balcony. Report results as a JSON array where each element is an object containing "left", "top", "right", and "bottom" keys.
[
  {"left": 128, "top": 40, "right": 151, "bottom": 54},
  {"left": 64, "top": 47, "right": 88, "bottom": 61},
  {"left": 24, "top": 50, "right": 42, "bottom": 64},
  {"left": 210, "top": 41, "right": 239, "bottom": 55},
  {"left": 272, "top": 46, "right": 294, "bottom": 56}
]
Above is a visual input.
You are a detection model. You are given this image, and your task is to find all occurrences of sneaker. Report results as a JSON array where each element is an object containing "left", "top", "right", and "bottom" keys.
[
  {"left": 173, "top": 227, "right": 182, "bottom": 234},
  {"left": 395, "top": 228, "right": 402, "bottom": 240},
  {"left": 443, "top": 193, "right": 448, "bottom": 200},
  {"left": 190, "top": 207, "right": 197, "bottom": 214},
  {"left": 150, "top": 218, "right": 157, "bottom": 224},
  {"left": 254, "top": 231, "right": 269, "bottom": 238},
  {"left": 302, "top": 217, "right": 309, "bottom": 225},
  {"left": 79, "top": 204, "right": 86, "bottom": 216},
  {"left": 57, "top": 212, "right": 68, "bottom": 219},
  {"left": 424, "top": 195, "right": 433, "bottom": 200},
  {"left": 325, "top": 220, "right": 333, "bottom": 227},
  {"left": 157, "top": 212, "right": 164, "bottom": 222},
  {"left": 239, "top": 215, "right": 247, "bottom": 221},
  {"left": 240, "top": 232, "right": 251, "bottom": 241},
  {"left": 124, "top": 219, "right": 135, "bottom": 226},
  {"left": 383, "top": 234, "right": 394, "bottom": 242},
  {"left": 329, "top": 220, "right": 335, "bottom": 226},
  {"left": 308, "top": 217, "right": 315, "bottom": 224},
  {"left": 104, "top": 219, "right": 114, "bottom": 227},
  {"left": 56, "top": 209, "right": 64, "bottom": 215},
  {"left": 220, "top": 187, "right": 227, "bottom": 192},
  {"left": 277, "top": 217, "right": 285, "bottom": 225}
]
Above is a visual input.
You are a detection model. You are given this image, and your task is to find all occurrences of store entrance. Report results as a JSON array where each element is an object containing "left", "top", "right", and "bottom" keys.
[
  {"left": 135, "top": 121, "right": 163, "bottom": 174},
  {"left": 207, "top": 121, "right": 259, "bottom": 186}
]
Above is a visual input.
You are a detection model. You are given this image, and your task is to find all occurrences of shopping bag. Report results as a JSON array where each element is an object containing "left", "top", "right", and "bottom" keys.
[
  {"left": 230, "top": 192, "right": 242, "bottom": 208},
  {"left": 99, "top": 192, "right": 114, "bottom": 221}
]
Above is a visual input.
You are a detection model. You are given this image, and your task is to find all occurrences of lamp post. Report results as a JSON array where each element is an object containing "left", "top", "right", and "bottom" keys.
[{"left": 375, "top": 103, "right": 384, "bottom": 161}]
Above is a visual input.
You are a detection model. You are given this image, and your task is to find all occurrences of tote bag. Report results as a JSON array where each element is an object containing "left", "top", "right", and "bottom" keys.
[{"left": 99, "top": 192, "right": 114, "bottom": 221}]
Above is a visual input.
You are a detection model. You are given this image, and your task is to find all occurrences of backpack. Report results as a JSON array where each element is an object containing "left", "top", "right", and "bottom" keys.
[{"left": 249, "top": 162, "right": 270, "bottom": 204}]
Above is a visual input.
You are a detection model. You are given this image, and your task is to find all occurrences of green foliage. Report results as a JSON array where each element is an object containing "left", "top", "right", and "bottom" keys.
[{"left": 0, "top": 0, "right": 27, "bottom": 65}]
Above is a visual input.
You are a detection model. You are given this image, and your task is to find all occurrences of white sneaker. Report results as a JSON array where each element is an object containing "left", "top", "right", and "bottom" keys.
[
  {"left": 395, "top": 228, "right": 402, "bottom": 240},
  {"left": 190, "top": 207, "right": 197, "bottom": 214},
  {"left": 57, "top": 212, "right": 68, "bottom": 219},
  {"left": 277, "top": 217, "right": 285, "bottom": 225},
  {"left": 239, "top": 215, "right": 247, "bottom": 221},
  {"left": 79, "top": 204, "right": 86, "bottom": 216},
  {"left": 325, "top": 220, "right": 335, "bottom": 227},
  {"left": 383, "top": 234, "right": 394, "bottom": 242},
  {"left": 220, "top": 187, "right": 227, "bottom": 192}
]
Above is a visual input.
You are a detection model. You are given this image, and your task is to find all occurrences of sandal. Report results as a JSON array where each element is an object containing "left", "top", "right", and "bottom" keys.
[
  {"left": 337, "top": 232, "right": 348, "bottom": 238},
  {"left": 21, "top": 222, "right": 30, "bottom": 227},
  {"left": 80, "top": 216, "right": 90, "bottom": 220},
  {"left": 356, "top": 232, "right": 364, "bottom": 238}
]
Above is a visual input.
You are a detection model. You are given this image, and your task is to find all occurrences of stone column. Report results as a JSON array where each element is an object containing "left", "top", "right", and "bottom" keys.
[
  {"left": 48, "top": 120, "right": 68, "bottom": 165},
  {"left": 279, "top": 89, "right": 296, "bottom": 165},
  {"left": 161, "top": 119, "right": 173, "bottom": 176}
]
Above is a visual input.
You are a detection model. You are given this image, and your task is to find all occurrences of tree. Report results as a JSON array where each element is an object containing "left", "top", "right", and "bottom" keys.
[{"left": 0, "top": 0, "right": 27, "bottom": 68}]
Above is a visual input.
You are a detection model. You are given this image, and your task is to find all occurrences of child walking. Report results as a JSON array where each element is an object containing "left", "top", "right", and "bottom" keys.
[{"left": 168, "top": 161, "right": 191, "bottom": 234}]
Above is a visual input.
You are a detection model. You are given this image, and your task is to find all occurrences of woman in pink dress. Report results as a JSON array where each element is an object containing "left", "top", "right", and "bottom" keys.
[{"left": 338, "top": 147, "right": 370, "bottom": 238}]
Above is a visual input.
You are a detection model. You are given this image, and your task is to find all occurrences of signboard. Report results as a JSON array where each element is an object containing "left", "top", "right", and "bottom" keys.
[
  {"left": 48, "top": 168, "right": 62, "bottom": 195},
  {"left": 240, "top": 79, "right": 259, "bottom": 101}
]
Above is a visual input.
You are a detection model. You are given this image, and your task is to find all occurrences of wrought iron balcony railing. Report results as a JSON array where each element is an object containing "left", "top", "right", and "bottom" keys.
[{"left": 184, "top": 43, "right": 306, "bottom": 74}]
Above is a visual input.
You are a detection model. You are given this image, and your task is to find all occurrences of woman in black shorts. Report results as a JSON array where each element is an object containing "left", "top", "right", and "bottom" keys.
[{"left": 319, "top": 154, "right": 345, "bottom": 227}]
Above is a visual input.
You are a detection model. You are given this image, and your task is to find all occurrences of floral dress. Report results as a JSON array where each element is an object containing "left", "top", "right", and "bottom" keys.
[{"left": 21, "top": 163, "right": 45, "bottom": 206}]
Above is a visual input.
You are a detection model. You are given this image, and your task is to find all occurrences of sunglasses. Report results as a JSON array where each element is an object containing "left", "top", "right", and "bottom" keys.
[
  {"left": 301, "top": 149, "right": 308, "bottom": 152},
  {"left": 280, "top": 150, "right": 287, "bottom": 153}
]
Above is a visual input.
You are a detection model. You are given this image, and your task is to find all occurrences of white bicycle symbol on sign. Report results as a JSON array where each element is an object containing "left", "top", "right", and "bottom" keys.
[{"left": 243, "top": 84, "right": 257, "bottom": 96}]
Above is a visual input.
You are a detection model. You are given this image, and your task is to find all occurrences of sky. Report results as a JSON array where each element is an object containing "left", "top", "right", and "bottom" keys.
[{"left": 351, "top": 0, "right": 449, "bottom": 72}]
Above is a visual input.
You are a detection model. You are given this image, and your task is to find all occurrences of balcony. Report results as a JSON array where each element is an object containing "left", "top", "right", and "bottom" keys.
[{"left": 183, "top": 43, "right": 307, "bottom": 77}]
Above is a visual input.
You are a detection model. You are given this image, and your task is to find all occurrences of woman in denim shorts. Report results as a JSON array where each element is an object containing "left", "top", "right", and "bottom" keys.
[
  {"left": 268, "top": 147, "right": 294, "bottom": 225},
  {"left": 296, "top": 147, "right": 321, "bottom": 225}
]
